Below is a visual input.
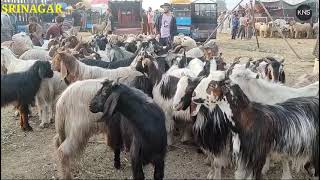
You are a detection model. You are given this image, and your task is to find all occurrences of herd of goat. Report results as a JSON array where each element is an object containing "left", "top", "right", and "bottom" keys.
[
  {"left": 1, "top": 31, "right": 319, "bottom": 180},
  {"left": 254, "top": 19, "right": 319, "bottom": 39}
]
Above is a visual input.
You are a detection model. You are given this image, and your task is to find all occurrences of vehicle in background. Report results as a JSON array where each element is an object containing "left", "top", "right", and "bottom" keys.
[
  {"left": 171, "top": 0, "right": 192, "bottom": 35},
  {"left": 109, "top": 0, "right": 142, "bottom": 29},
  {"left": 191, "top": 0, "right": 218, "bottom": 41}
]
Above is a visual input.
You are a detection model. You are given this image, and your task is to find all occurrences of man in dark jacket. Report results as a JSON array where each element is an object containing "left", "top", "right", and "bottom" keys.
[
  {"left": 71, "top": 4, "right": 82, "bottom": 36},
  {"left": 155, "top": 3, "right": 177, "bottom": 48}
]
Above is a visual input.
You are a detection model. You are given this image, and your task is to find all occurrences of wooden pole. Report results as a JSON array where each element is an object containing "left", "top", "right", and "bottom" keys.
[
  {"left": 250, "top": 0, "right": 260, "bottom": 48},
  {"left": 257, "top": 0, "right": 302, "bottom": 60},
  {"left": 202, "top": 0, "right": 245, "bottom": 45}
]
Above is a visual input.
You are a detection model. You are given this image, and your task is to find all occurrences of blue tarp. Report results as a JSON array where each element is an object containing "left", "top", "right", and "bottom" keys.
[
  {"left": 176, "top": 17, "right": 191, "bottom": 26},
  {"left": 57, "top": 2, "right": 68, "bottom": 10}
]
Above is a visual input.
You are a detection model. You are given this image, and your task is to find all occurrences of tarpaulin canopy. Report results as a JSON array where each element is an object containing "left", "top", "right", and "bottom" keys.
[
  {"left": 258, "top": 0, "right": 312, "bottom": 6},
  {"left": 91, "top": 0, "right": 109, "bottom": 4},
  {"left": 169, "top": 0, "right": 192, "bottom": 4}
]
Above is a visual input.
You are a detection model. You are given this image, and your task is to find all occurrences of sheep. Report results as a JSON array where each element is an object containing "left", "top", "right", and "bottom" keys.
[
  {"left": 92, "top": 22, "right": 107, "bottom": 35},
  {"left": 89, "top": 79, "right": 167, "bottom": 179},
  {"left": 1, "top": 61, "right": 54, "bottom": 131},
  {"left": 1, "top": 47, "right": 37, "bottom": 74},
  {"left": 193, "top": 71, "right": 319, "bottom": 179},
  {"left": 9, "top": 32, "right": 34, "bottom": 57},
  {"left": 53, "top": 71, "right": 154, "bottom": 179}
]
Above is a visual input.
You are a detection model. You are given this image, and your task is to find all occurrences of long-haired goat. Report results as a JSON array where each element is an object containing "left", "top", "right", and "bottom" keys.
[
  {"left": 196, "top": 74, "right": 319, "bottom": 179},
  {"left": 131, "top": 52, "right": 219, "bottom": 145},
  {"left": 192, "top": 66, "right": 319, "bottom": 178},
  {"left": 54, "top": 73, "right": 153, "bottom": 179},
  {"left": 1, "top": 61, "right": 54, "bottom": 130},
  {"left": 89, "top": 79, "right": 167, "bottom": 180},
  {"left": 171, "top": 61, "right": 236, "bottom": 179}
]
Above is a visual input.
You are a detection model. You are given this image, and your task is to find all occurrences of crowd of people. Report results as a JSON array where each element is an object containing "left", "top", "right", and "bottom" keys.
[
  {"left": 218, "top": 3, "right": 255, "bottom": 40},
  {"left": 25, "top": 3, "right": 178, "bottom": 49}
]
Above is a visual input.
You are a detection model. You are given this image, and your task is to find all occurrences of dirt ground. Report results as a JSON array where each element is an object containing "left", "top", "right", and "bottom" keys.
[{"left": 1, "top": 33, "right": 317, "bottom": 179}]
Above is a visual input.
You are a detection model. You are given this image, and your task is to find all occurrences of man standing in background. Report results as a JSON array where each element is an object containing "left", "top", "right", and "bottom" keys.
[
  {"left": 153, "top": 9, "right": 160, "bottom": 34},
  {"left": 46, "top": 16, "right": 65, "bottom": 39},
  {"left": 231, "top": 12, "right": 239, "bottom": 40},
  {"left": 71, "top": 4, "right": 82, "bottom": 36},
  {"left": 27, "top": 16, "right": 44, "bottom": 46},
  {"left": 155, "top": 3, "right": 177, "bottom": 48},
  {"left": 141, "top": 10, "right": 148, "bottom": 35},
  {"left": 237, "top": 13, "right": 247, "bottom": 40},
  {"left": 147, "top": 7, "right": 154, "bottom": 35}
]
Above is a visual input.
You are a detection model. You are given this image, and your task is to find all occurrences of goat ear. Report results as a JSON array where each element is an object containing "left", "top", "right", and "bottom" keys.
[
  {"left": 279, "top": 59, "right": 285, "bottom": 64},
  {"left": 221, "top": 84, "right": 229, "bottom": 95},
  {"left": 60, "top": 60, "right": 68, "bottom": 80},
  {"left": 38, "top": 65, "right": 47, "bottom": 79},
  {"left": 103, "top": 92, "right": 120, "bottom": 118}
]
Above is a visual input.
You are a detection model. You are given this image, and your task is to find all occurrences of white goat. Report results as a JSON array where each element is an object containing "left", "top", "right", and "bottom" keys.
[{"left": 19, "top": 48, "right": 51, "bottom": 61}]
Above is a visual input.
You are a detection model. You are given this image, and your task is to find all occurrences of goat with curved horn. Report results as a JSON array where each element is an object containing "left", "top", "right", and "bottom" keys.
[{"left": 226, "top": 59, "right": 240, "bottom": 78}]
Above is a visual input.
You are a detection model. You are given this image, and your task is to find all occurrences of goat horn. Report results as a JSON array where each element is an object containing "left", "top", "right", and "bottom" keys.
[{"left": 226, "top": 59, "right": 240, "bottom": 79}]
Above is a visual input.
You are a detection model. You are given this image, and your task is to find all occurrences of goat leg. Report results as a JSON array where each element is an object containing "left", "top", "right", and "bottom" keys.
[
  {"left": 19, "top": 104, "right": 32, "bottom": 131},
  {"left": 113, "top": 148, "right": 121, "bottom": 169},
  {"left": 153, "top": 158, "right": 165, "bottom": 180},
  {"left": 131, "top": 157, "right": 144, "bottom": 180}
]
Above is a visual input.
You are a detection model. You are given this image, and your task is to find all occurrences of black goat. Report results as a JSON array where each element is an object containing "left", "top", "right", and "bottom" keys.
[
  {"left": 89, "top": 79, "right": 167, "bottom": 180},
  {"left": 124, "top": 41, "right": 138, "bottom": 53},
  {"left": 1, "top": 61, "right": 54, "bottom": 131},
  {"left": 80, "top": 57, "right": 135, "bottom": 69}
]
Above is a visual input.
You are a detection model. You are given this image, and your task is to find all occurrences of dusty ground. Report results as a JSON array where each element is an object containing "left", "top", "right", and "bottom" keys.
[{"left": 1, "top": 33, "right": 317, "bottom": 179}]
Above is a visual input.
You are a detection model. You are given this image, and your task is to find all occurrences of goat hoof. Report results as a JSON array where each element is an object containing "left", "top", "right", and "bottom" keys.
[
  {"left": 22, "top": 125, "right": 33, "bottom": 131},
  {"left": 167, "top": 145, "right": 176, "bottom": 151},
  {"left": 39, "top": 122, "right": 49, "bottom": 129},
  {"left": 204, "top": 157, "right": 211, "bottom": 166},
  {"left": 196, "top": 148, "right": 204, "bottom": 154},
  {"left": 207, "top": 170, "right": 214, "bottom": 179},
  {"left": 114, "top": 162, "right": 121, "bottom": 169}
]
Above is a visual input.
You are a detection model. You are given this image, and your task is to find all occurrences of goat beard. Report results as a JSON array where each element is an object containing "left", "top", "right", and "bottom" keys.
[{"left": 190, "top": 101, "right": 198, "bottom": 116}]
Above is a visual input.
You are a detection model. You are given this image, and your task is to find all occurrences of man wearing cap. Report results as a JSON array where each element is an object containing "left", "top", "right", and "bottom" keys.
[{"left": 155, "top": 3, "right": 177, "bottom": 49}]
